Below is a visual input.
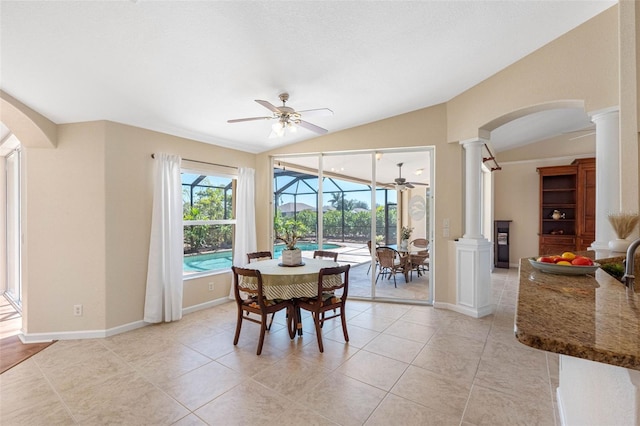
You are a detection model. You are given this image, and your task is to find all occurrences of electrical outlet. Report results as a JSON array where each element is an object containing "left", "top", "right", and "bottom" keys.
[
  {"left": 208, "top": 282, "right": 214, "bottom": 291},
  {"left": 73, "top": 304, "right": 83, "bottom": 316}
]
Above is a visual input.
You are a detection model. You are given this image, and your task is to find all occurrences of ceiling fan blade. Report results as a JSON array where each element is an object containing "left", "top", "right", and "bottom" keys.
[
  {"left": 227, "top": 116, "right": 272, "bottom": 123},
  {"left": 297, "top": 108, "right": 334, "bottom": 117},
  {"left": 405, "top": 182, "right": 415, "bottom": 189},
  {"left": 296, "top": 120, "right": 328, "bottom": 135},
  {"left": 255, "top": 99, "right": 281, "bottom": 114},
  {"left": 408, "top": 182, "right": 429, "bottom": 186}
]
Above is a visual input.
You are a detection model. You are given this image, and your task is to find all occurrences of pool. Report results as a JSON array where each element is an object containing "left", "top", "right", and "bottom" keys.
[{"left": 183, "top": 243, "right": 340, "bottom": 272}]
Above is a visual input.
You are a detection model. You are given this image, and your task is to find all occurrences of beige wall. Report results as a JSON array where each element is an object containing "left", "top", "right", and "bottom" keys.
[
  {"left": 24, "top": 122, "right": 108, "bottom": 333},
  {"left": 20, "top": 121, "right": 253, "bottom": 334},
  {"left": 102, "top": 122, "right": 255, "bottom": 328}
]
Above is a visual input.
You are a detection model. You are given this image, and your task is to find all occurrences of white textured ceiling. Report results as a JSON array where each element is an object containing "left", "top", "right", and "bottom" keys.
[{"left": 0, "top": 0, "right": 614, "bottom": 155}]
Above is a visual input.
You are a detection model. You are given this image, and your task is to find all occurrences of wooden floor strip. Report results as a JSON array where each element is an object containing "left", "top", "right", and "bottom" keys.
[{"left": 0, "top": 335, "right": 55, "bottom": 374}]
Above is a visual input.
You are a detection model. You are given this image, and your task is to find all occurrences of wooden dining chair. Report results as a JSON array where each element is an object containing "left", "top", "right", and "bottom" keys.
[
  {"left": 246, "top": 251, "right": 273, "bottom": 263},
  {"left": 375, "top": 246, "right": 408, "bottom": 287},
  {"left": 297, "top": 264, "right": 351, "bottom": 352},
  {"left": 231, "top": 266, "right": 295, "bottom": 355},
  {"left": 313, "top": 250, "right": 338, "bottom": 261}
]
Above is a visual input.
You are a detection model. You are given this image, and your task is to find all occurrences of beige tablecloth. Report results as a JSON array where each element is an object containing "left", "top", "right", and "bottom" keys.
[{"left": 241, "top": 257, "right": 341, "bottom": 300}]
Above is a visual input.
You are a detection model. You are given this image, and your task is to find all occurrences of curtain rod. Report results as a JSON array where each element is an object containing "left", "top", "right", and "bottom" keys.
[{"left": 150, "top": 154, "right": 238, "bottom": 170}]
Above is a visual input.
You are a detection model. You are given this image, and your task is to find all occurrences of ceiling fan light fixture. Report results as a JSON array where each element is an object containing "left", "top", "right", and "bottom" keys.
[
  {"left": 271, "top": 121, "right": 285, "bottom": 136},
  {"left": 270, "top": 118, "right": 297, "bottom": 138},
  {"left": 228, "top": 93, "right": 330, "bottom": 138}
]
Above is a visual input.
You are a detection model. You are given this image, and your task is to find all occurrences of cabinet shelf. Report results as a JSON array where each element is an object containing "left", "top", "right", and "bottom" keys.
[{"left": 537, "top": 158, "right": 595, "bottom": 255}]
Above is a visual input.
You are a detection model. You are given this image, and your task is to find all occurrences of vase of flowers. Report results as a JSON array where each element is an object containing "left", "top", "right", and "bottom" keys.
[
  {"left": 275, "top": 218, "right": 307, "bottom": 266},
  {"left": 608, "top": 212, "right": 639, "bottom": 252},
  {"left": 400, "top": 226, "right": 413, "bottom": 251}
]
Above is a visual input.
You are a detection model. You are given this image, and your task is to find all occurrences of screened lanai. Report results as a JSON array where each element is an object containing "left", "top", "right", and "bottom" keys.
[{"left": 273, "top": 167, "right": 398, "bottom": 245}]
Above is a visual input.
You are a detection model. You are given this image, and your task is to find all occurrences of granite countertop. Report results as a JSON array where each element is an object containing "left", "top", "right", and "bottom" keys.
[{"left": 515, "top": 252, "right": 640, "bottom": 371}]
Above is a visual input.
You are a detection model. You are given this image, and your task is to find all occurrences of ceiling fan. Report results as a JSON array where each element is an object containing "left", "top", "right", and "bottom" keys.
[
  {"left": 227, "top": 93, "right": 333, "bottom": 139},
  {"left": 391, "top": 163, "right": 429, "bottom": 191}
]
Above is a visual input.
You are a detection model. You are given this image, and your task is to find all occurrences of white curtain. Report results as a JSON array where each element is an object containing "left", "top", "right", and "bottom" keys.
[
  {"left": 230, "top": 167, "right": 257, "bottom": 297},
  {"left": 144, "top": 153, "right": 184, "bottom": 323}
]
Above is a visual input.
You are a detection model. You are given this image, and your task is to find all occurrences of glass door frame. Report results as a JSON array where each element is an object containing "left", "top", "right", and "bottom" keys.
[
  {"left": 5, "top": 147, "right": 22, "bottom": 309},
  {"left": 271, "top": 147, "right": 434, "bottom": 304}
]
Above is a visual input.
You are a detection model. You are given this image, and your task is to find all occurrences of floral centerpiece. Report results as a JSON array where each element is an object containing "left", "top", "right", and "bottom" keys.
[
  {"left": 607, "top": 212, "right": 639, "bottom": 252},
  {"left": 275, "top": 218, "right": 308, "bottom": 265},
  {"left": 400, "top": 226, "right": 413, "bottom": 250},
  {"left": 401, "top": 226, "right": 413, "bottom": 241}
]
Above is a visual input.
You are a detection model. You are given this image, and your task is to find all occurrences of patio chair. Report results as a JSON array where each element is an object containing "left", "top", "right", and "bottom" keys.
[
  {"left": 297, "top": 264, "right": 350, "bottom": 352},
  {"left": 313, "top": 250, "right": 338, "bottom": 261},
  {"left": 375, "top": 246, "right": 408, "bottom": 287},
  {"left": 410, "top": 238, "right": 429, "bottom": 252},
  {"left": 409, "top": 250, "right": 429, "bottom": 280},
  {"left": 231, "top": 266, "right": 295, "bottom": 355},
  {"left": 246, "top": 251, "right": 273, "bottom": 263}
]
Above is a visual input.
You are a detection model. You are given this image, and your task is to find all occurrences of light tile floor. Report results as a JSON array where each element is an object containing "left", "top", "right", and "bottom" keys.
[{"left": 0, "top": 267, "right": 559, "bottom": 425}]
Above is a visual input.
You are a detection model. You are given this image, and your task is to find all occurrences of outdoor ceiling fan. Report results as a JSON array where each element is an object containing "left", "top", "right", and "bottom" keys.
[
  {"left": 227, "top": 93, "right": 333, "bottom": 139},
  {"left": 391, "top": 163, "right": 429, "bottom": 191}
]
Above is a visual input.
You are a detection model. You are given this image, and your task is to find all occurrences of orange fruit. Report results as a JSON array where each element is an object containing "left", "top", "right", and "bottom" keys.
[{"left": 571, "top": 257, "right": 594, "bottom": 266}]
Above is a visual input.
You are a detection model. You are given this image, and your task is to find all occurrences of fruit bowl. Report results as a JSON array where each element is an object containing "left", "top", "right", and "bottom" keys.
[{"left": 528, "top": 258, "right": 600, "bottom": 275}]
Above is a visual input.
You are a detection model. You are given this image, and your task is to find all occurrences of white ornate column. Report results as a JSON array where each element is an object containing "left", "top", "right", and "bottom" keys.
[
  {"left": 590, "top": 108, "right": 620, "bottom": 252},
  {"left": 455, "top": 138, "right": 493, "bottom": 318}
]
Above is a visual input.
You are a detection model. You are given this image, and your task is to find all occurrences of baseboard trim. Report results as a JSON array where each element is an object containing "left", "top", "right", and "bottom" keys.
[
  {"left": 182, "top": 297, "right": 231, "bottom": 315},
  {"left": 20, "top": 297, "right": 232, "bottom": 343},
  {"left": 432, "top": 301, "right": 494, "bottom": 318}
]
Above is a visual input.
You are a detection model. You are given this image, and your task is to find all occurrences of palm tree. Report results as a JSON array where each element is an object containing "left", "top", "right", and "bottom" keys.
[{"left": 329, "top": 192, "right": 343, "bottom": 209}]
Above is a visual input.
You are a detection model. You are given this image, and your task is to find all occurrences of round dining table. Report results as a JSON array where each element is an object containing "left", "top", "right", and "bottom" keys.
[
  {"left": 241, "top": 257, "right": 340, "bottom": 300},
  {"left": 241, "top": 257, "right": 340, "bottom": 335}
]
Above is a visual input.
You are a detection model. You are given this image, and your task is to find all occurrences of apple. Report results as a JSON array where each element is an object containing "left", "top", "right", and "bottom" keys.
[
  {"left": 537, "top": 256, "right": 556, "bottom": 263},
  {"left": 571, "top": 256, "right": 594, "bottom": 266}
]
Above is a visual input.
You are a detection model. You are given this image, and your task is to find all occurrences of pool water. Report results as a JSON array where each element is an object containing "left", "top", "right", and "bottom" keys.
[{"left": 183, "top": 243, "right": 340, "bottom": 272}]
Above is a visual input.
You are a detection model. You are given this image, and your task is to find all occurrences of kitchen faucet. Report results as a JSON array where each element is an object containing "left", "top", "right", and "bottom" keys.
[{"left": 622, "top": 237, "right": 640, "bottom": 292}]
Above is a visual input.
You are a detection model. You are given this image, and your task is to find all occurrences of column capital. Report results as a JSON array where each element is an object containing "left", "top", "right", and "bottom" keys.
[
  {"left": 459, "top": 137, "right": 488, "bottom": 148},
  {"left": 590, "top": 106, "right": 619, "bottom": 123}
]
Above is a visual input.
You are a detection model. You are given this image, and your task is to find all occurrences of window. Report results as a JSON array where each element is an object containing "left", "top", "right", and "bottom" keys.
[{"left": 182, "top": 170, "right": 235, "bottom": 276}]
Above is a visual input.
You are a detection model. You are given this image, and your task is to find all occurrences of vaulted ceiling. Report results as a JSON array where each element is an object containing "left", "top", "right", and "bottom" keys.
[{"left": 1, "top": 1, "right": 614, "bottom": 157}]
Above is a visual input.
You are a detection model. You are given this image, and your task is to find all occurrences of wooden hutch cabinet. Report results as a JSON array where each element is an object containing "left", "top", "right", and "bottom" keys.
[{"left": 537, "top": 158, "right": 595, "bottom": 255}]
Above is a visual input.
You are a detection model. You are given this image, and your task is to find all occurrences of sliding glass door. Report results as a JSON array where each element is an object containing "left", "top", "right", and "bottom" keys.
[{"left": 273, "top": 148, "right": 433, "bottom": 304}]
